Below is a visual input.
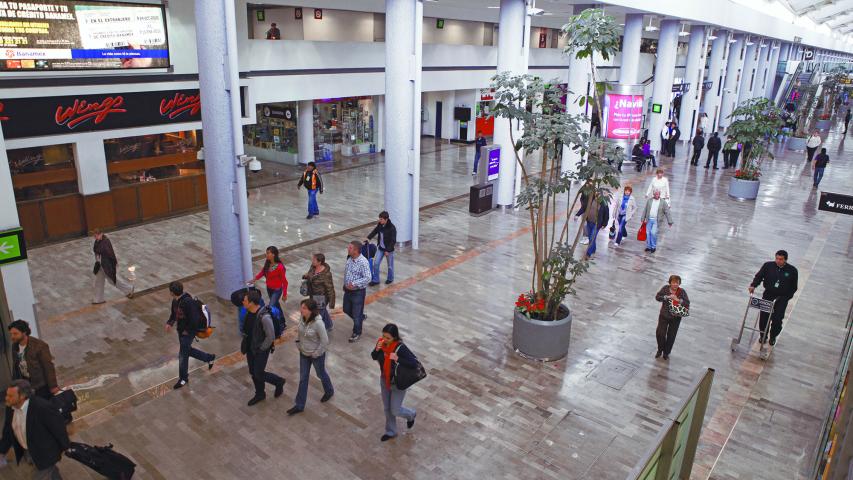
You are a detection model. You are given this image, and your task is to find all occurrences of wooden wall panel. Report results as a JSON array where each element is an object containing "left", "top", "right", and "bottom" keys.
[
  {"left": 196, "top": 174, "right": 208, "bottom": 205},
  {"left": 169, "top": 176, "right": 197, "bottom": 212},
  {"left": 138, "top": 182, "right": 169, "bottom": 220},
  {"left": 83, "top": 193, "right": 117, "bottom": 231},
  {"left": 16, "top": 202, "right": 45, "bottom": 246},
  {"left": 42, "top": 195, "right": 84, "bottom": 238},
  {"left": 112, "top": 187, "right": 140, "bottom": 226}
]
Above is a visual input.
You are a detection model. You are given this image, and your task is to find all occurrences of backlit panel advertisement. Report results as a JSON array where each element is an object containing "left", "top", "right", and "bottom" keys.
[
  {"left": 603, "top": 93, "right": 643, "bottom": 140},
  {"left": 0, "top": 0, "right": 169, "bottom": 71}
]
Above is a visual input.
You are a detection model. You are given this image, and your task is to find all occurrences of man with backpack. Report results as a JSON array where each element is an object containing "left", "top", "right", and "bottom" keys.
[
  {"left": 241, "top": 289, "right": 286, "bottom": 406},
  {"left": 165, "top": 281, "right": 215, "bottom": 390}
]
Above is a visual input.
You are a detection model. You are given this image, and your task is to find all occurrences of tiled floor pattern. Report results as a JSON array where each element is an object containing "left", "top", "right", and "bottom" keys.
[{"left": 7, "top": 122, "right": 853, "bottom": 479}]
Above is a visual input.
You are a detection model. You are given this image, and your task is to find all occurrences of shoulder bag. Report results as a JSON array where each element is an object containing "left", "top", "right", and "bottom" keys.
[
  {"left": 393, "top": 344, "right": 427, "bottom": 390},
  {"left": 667, "top": 288, "right": 690, "bottom": 317}
]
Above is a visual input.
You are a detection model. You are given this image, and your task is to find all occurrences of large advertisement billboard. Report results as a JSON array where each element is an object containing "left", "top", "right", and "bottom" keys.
[
  {"left": 603, "top": 93, "right": 644, "bottom": 140},
  {"left": 0, "top": 0, "right": 169, "bottom": 71}
]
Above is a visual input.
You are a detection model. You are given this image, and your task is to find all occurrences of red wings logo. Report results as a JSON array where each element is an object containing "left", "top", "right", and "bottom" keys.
[
  {"left": 159, "top": 92, "right": 201, "bottom": 120},
  {"left": 55, "top": 96, "right": 127, "bottom": 129}
]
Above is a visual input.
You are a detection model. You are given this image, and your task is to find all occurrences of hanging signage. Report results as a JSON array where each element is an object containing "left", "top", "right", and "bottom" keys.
[
  {"left": 479, "top": 88, "right": 494, "bottom": 101},
  {"left": 262, "top": 105, "right": 295, "bottom": 120},
  {"left": 672, "top": 83, "right": 690, "bottom": 93},
  {"left": 436, "top": 18, "right": 444, "bottom": 29},
  {"left": 652, "top": 103, "right": 663, "bottom": 114},
  {"left": 0, "top": 89, "right": 211, "bottom": 139},
  {"left": 804, "top": 48, "right": 814, "bottom": 60},
  {"left": 0, "top": 0, "right": 169, "bottom": 72},
  {"left": 487, "top": 146, "right": 500, "bottom": 181},
  {"left": 0, "top": 228, "right": 27, "bottom": 266},
  {"left": 603, "top": 93, "right": 644, "bottom": 140}
]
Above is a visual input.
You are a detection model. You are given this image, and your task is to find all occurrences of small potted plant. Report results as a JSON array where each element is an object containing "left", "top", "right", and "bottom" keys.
[{"left": 726, "top": 97, "right": 783, "bottom": 200}]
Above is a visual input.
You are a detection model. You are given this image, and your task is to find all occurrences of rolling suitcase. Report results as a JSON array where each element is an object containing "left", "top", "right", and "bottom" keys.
[{"left": 65, "top": 442, "right": 136, "bottom": 480}]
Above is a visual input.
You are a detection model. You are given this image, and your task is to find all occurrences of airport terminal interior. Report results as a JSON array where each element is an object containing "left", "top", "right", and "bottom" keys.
[{"left": 0, "top": 0, "right": 852, "bottom": 479}]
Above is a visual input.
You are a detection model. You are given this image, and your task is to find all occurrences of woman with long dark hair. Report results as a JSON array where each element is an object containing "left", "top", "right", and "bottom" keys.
[
  {"left": 287, "top": 298, "right": 334, "bottom": 415},
  {"left": 248, "top": 246, "right": 287, "bottom": 316},
  {"left": 371, "top": 323, "right": 418, "bottom": 442}
]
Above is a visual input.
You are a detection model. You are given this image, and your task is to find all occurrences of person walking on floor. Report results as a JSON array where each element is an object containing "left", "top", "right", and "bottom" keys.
[
  {"left": 371, "top": 323, "right": 418, "bottom": 442},
  {"left": 654, "top": 275, "right": 690, "bottom": 360},
  {"left": 645, "top": 169, "right": 671, "bottom": 206},
  {"left": 91, "top": 229, "right": 134, "bottom": 304},
  {"left": 580, "top": 195, "right": 610, "bottom": 258},
  {"left": 844, "top": 109, "right": 851, "bottom": 135},
  {"left": 705, "top": 132, "right": 722, "bottom": 169},
  {"left": 748, "top": 250, "right": 798, "bottom": 346},
  {"left": 473, "top": 135, "right": 487, "bottom": 175},
  {"left": 287, "top": 299, "right": 334, "bottom": 416},
  {"left": 248, "top": 246, "right": 287, "bottom": 324},
  {"left": 641, "top": 190, "right": 674, "bottom": 254},
  {"left": 297, "top": 162, "right": 323, "bottom": 220},
  {"left": 241, "top": 289, "right": 286, "bottom": 406},
  {"left": 806, "top": 131, "right": 822, "bottom": 162},
  {"left": 165, "top": 281, "right": 215, "bottom": 390},
  {"left": 668, "top": 122, "right": 681, "bottom": 158},
  {"left": 8, "top": 320, "right": 59, "bottom": 400},
  {"left": 813, "top": 148, "right": 830, "bottom": 188},
  {"left": 690, "top": 131, "right": 704, "bottom": 166},
  {"left": 0, "top": 380, "right": 70, "bottom": 479},
  {"left": 367, "top": 211, "right": 397, "bottom": 286},
  {"left": 611, "top": 186, "right": 637, "bottom": 247},
  {"left": 303, "top": 253, "right": 335, "bottom": 331},
  {"left": 343, "top": 240, "right": 372, "bottom": 343}
]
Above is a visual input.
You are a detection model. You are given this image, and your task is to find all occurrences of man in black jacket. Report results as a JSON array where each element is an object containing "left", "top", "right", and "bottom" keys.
[
  {"left": 0, "top": 380, "right": 70, "bottom": 478},
  {"left": 668, "top": 122, "right": 681, "bottom": 158},
  {"left": 367, "top": 211, "right": 397, "bottom": 286},
  {"left": 749, "top": 250, "right": 799, "bottom": 345},
  {"left": 690, "top": 132, "right": 705, "bottom": 166},
  {"left": 241, "top": 289, "right": 285, "bottom": 406},
  {"left": 165, "top": 281, "right": 215, "bottom": 390},
  {"left": 705, "top": 132, "right": 722, "bottom": 169}
]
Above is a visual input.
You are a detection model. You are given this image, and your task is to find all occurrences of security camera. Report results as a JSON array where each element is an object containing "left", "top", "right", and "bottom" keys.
[{"left": 248, "top": 157, "right": 262, "bottom": 172}]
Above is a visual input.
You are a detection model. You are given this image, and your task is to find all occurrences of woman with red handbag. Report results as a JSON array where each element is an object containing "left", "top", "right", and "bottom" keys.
[{"left": 654, "top": 275, "right": 690, "bottom": 360}]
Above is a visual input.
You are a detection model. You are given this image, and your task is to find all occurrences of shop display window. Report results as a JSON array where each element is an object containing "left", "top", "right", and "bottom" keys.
[
  {"left": 105, "top": 130, "right": 204, "bottom": 187},
  {"left": 8, "top": 144, "right": 78, "bottom": 201},
  {"left": 315, "top": 97, "right": 375, "bottom": 159},
  {"left": 244, "top": 103, "right": 298, "bottom": 153}
]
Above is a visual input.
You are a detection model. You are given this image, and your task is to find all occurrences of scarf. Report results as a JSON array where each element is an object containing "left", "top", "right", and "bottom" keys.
[{"left": 381, "top": 340, "right": 400, "bottom": 389}]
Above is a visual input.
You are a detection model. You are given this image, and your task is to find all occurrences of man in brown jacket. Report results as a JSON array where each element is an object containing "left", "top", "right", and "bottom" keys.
[{"left": 8, "top": 320, "right": 60, "bottom": 400}]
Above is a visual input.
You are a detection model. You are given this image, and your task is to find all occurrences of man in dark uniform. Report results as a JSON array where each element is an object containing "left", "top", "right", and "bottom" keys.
[{"left": 748, "top": 250, "right": 798, "bottom": 345}]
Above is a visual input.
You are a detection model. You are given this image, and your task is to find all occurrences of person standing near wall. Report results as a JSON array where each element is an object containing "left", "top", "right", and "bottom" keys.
[
  {"left": 265, "top": 23, "right": 281, "bottom": 40},
  {"left": 91, "top": 229, "right": 134, "bottom": 304}
]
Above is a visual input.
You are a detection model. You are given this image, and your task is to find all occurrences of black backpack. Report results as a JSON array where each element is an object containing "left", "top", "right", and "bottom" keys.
[{"left": 65, "top": 442, "right": 136, "bottom": 479}]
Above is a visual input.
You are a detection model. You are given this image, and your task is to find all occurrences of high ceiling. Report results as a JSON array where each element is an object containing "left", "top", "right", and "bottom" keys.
[{"left": 781, "top": 0, "right": 853, "bottom": 34}]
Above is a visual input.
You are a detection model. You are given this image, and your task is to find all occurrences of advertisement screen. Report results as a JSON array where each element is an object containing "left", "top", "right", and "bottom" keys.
[
  {"left": 0, "top": 0, "right": 169, "bottom": 71},
  {"left": 487, "top": 146, "right": 500, "bottom": 181},
  {"left": 603, "top": 93, "right": 644, "bottom": 140}
]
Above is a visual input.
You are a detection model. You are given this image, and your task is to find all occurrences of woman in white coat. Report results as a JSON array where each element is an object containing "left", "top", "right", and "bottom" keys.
[
  {"left": 609, "top": 185, "right": 638, "bottom": 246},
  {"left": 645, "top": 168, "right": 671, "bottom": 206}
]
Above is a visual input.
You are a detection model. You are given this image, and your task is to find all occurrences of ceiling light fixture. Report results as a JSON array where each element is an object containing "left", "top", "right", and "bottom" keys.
[
  {"left": 644, "top": 17, "right": 658, "bottom": 32},
  {"left": 678, "top": 24, "right": 690, "bottom": 37}
]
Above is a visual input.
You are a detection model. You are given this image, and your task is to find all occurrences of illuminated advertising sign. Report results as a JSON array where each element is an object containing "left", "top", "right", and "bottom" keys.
[
  {"left": 0, "top": 0, "right": 169, "bottom": 71},
  {"left": 487, "top": 146, "right": 500, "bottom": 181},
  {"left": 604, "top": 93, "right": 644, "bottom": 140}
]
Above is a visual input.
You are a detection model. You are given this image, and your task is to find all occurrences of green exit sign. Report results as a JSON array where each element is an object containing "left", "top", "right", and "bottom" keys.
[
  {"left": 436, "top": 18, "right": 445, "bottom": 29},
  {"left": 652, "top": 103, "right": 663, "bottom": 114},
  {"left": 0, "top": 228, "right": 26, "bottom": 266}
]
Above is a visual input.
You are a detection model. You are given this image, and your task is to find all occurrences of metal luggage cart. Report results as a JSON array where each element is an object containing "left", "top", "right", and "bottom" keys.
[{"left": 731, "top": 296, "right": 777, "bottom": 360}]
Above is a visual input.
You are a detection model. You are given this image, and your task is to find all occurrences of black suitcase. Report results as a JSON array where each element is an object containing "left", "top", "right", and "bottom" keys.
[
  {"left": 50, "top": 389, "right": 77, "bottom": 424},
  {"left": 65, "top": 442, "right": 136, "bottom": 480}
]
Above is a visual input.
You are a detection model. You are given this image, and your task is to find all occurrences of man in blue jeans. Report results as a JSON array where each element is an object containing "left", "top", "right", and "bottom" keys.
[
  {"left": 297, "top": 162, "right": 323, "bottom": 219},
  {"left": 165, "top": 281, "right": 215, "bottom": 389},
  {"left": 343, "top": 240, "right": 372, "bottom": 343},
  {"left": 367, "top": 211, "right": 397, "bottom": 286},
  {"left": 813, "top": 147, "right": 829, "bottom": 188}
]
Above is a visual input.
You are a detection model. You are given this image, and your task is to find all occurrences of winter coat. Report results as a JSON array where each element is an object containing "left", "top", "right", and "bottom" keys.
[
  {"left": 304, "top": 263, "right": 336, "bottom": 309},
  {"left": 93, "top": 236, "right": 119, "bottom": 283}
]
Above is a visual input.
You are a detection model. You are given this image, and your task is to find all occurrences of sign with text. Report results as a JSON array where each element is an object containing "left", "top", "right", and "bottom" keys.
[
  {"left": 748, "top": 297, "right": 774, "bottom": 313},
  {"left": 603, "top": 93, "right": 643, "bottom": 140},
  {"left": 0, "top": 89, "right": 206, "bottom": 139},
  {"left": 487, "top": 145, "right": 500, "bottom": 181},
  {"left": 0, "top": 0, "right": 170, "bottom": 71},
  {"left": 818, "top": 192, "right": 853, "bottom": 216},
  {"left": 0, "top": 228, "right": 26, "bottom": 266}
]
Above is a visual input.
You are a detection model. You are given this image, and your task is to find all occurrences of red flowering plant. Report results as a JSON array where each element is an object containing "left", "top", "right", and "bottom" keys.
[{"left": 515, "top": 293, "right": 548, "bottom": 318}]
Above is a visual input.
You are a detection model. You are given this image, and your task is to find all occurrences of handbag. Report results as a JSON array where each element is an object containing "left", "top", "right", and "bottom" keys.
[
  {"left": 299, "top": 279, "right": 309, "bottom": 296},
  {"left": 637, "top": 221, "right": 647, "bottom": 241},
  {"left": 667, "top": 288, "right": 690, "bottom": 317},
  {"left": 93, "top": 261, "right": 101, "bottom": 275},
  {"left": 393, "top": 344, "right": 427, "bottom": 390}
]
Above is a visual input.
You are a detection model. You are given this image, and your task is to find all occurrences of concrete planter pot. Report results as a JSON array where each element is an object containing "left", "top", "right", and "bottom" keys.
[
  {"left": 512, "top": 305, "right": 572, "bottom": 362},
  {"left": 728, "top": 178, "right": 760, "bottom": 201},
  {"left": 787, "top": 136, "right": 807, "bottom": 151},
  {"left": 815, "top": 119, "right": 832, "bottom": 130}
]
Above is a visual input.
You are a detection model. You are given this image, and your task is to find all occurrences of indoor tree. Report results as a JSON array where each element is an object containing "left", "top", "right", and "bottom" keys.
[{"left": 725, "top": 97, "right": 784, "bottom": 181}]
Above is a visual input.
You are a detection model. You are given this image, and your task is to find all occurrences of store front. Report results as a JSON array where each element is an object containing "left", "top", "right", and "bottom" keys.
[
  {"left": 314, "top": 96, "right": 376, "bottom": 159},
  {"left": 243, "top": 102, "right": 299, "bottom": 164},
  {"left": 475, "top": 88, "right": 495, "bottom": 138}
]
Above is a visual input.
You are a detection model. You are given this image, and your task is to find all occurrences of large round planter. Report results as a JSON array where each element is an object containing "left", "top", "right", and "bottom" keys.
[
  {"left": 816, "top": 119, "right": 832, "bottom": 130},
  {"left": 787, "top": 136, "right": 807, "bottom": 151},
  {"left": 512, "top": 306, "right": 572, "bottom": 362},
  {"left": 728, "top": 178, "right": 760, "bottom": 201}
]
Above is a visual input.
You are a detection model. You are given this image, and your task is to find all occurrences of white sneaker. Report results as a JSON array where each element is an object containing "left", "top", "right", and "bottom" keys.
[{"left": 580, "top": 238, "right": 590, "bottom": 245}]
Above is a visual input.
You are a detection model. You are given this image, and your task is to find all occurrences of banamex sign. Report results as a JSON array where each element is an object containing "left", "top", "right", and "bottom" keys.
[{"left": 604, "top": 94, "right": 643, "bottom": 140}]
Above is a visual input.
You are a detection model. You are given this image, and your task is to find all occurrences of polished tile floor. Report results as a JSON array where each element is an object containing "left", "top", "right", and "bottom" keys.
[{"left": 8, "top": 124, "right": 853, "bottom": 479}]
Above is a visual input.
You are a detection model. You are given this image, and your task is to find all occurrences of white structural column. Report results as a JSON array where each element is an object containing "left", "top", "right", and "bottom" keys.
[
  {"left": 494, "top": 0, "right": 529, "bottom": 205},
  {"left": 384, "top": 0, "right": 423, "bottom": 246},
  {"left": 752, "top": 42, "right": 770, "bottom": 100},
  {"left": 702, "top": 31, "right": 729, "bottom": 132},
  {"left": 374, "top": 95, "right": 385, "bottom": 152},
  {"left": 561, "top": 6, "right": 592, "bottom": 175},
  {"left": 763, "top": 42, "right": 781, "bottom": 100},
  {"left": 719, "top": 33, "right": 745, "bottom": 128},
  {"left": 297, "top": 100, "right": 314, "bottom": 165},
  {"left": 737, "top": 38, "right": 759, "bottom": 105},
  {"left": 648, "top": 19, "right": 679, "bottom": 153},
  {"left": 678, "top": 24, "right": 709, "bottom": 137},
  {"left": 194, "top": 0, "right": 253, "bottom": 298},
  {"left": 0, "top": 129, "right": 39, "bottom": 335},
  {"left": 779, "top": 42, "right": 791, "bottom": 65},
  {"left": 73, "top": 139, "right": 110, "bottom": 195},
  {"left": 618, "top": 14, "right": 644, "bottom": 85}
]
